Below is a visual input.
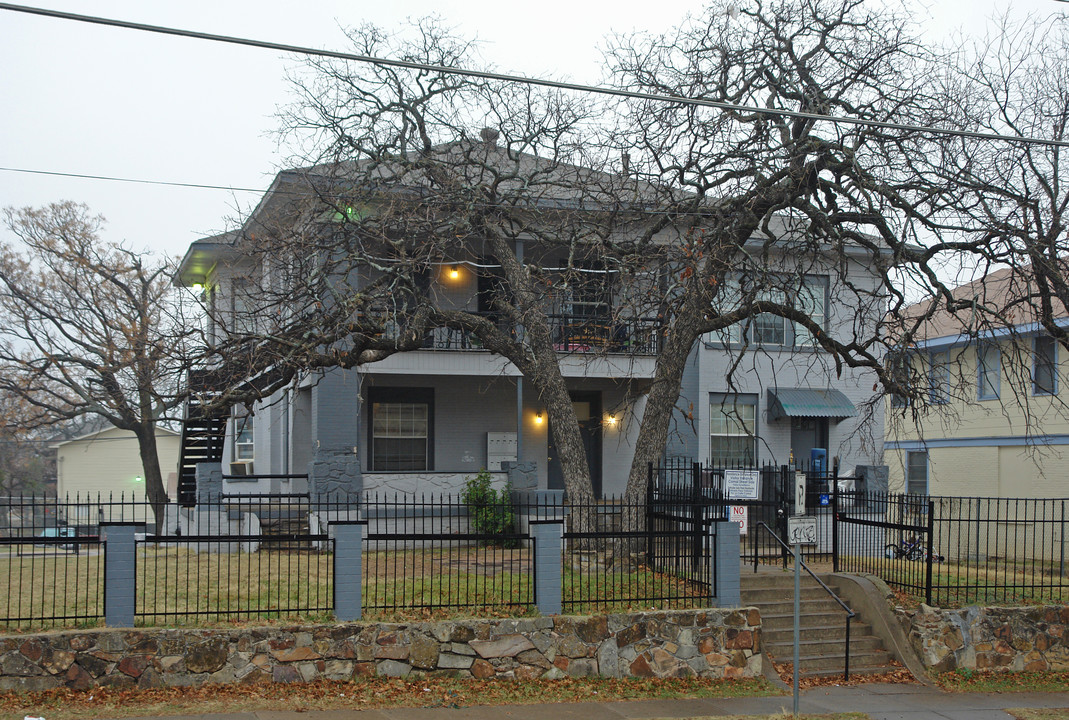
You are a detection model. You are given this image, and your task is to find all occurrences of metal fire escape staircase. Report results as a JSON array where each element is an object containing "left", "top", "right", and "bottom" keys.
[{"left": 176, "top": 371, "right": 228, "bottom": 507}]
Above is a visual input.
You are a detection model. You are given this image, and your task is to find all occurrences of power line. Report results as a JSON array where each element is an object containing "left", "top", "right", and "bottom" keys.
[
  {"left": 2, "top": 2, "right": 1068, "bottom": 149},
  {"left": 0, "top": 166, "right": 267, "bottom": 193}
]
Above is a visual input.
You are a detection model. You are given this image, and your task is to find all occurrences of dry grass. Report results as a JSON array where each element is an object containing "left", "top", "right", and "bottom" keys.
[{"left": 0, "top": 546, "right": 711, "bottom": 631}]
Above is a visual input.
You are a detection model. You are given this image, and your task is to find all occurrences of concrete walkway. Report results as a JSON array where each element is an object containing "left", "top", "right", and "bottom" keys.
[{"left": 113, "top": 683, "right": 1069, "bottom": 720}]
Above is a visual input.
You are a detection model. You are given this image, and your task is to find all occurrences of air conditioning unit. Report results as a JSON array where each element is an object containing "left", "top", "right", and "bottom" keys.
[{"left": 229, "top": 461, "right": 254, "bottom": 476}]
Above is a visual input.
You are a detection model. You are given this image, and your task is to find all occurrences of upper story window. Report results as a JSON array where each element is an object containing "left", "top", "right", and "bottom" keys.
[
  {"left": 709, "top": 393, "right": 757, "bottom": 466},
  {"left": 929, "top": 350, "right": 950, "bottom": 404},
  {"left": 977, "top": 344, "right": 1000, "bottom": 400},
  {"left": 1033, "top": 335, "right": 1058, "bottom": 396},
  {"left": 234, "top": 415, "right": 254, "bottom": 462},
  {"left": 714, "top": 275, "right": 827, "bottom": 348}
]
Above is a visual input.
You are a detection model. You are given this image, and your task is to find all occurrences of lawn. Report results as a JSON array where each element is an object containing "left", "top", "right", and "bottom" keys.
[{"left": 0, "top": 545, "right": 712, "bottom": 631}]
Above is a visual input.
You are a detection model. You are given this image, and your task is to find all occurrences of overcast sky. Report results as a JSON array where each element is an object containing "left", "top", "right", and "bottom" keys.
[{"left": 0, "top": 0, "right": 1060, "bottom": 259}]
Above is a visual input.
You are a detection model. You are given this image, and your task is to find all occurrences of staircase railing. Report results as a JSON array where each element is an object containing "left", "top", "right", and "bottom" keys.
[{"left": 754, "top": 521, "right": 856, "bottom": 680}]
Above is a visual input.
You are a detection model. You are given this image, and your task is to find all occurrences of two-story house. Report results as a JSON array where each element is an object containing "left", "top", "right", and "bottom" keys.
[
  {"left": 176, "top": 144, "right": 887, "bottom": 500},
  {"left": 885, "top": 267, "right": 1069, "bottom": 497}
]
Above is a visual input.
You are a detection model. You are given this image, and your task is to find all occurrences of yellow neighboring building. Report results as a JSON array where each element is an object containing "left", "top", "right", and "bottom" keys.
[
  {"left": 53, "top": 426, "right": 181, "bottom": 524},
  {"left": 885, "top": 268, "right": 1069, "bottom": 498}
]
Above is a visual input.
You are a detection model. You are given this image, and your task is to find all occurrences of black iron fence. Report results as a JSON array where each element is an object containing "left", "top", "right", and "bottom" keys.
[{"left": 0, "top": 490, "right": 718, "bottom": 630}]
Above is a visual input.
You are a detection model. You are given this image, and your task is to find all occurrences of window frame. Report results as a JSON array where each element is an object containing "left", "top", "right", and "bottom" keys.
[
  {"left": 928, "top": 350, "right": 950, "bottom": 404},
  {"left": 905, "top": 450, "right": 929, "bottom": 496},
  {"left": 234, "top": 415, "right": 254, "bottom": 462},
  {"left": 1033, "top": 334, "right": 1058, "bottom": 396},
  {"left": 708, "top": 393, "right": 758, "bottom": 467},
  {"left": 367, "top": 387, "right": 435, "bottom": 472},
  {"left": 977, "top": 344, "right": 1000, "bottom": 400}
]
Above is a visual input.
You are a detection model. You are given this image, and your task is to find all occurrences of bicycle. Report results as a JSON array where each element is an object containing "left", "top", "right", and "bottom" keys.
[{"left": 884, "top": 535, "right": 944, "bottom": 562}]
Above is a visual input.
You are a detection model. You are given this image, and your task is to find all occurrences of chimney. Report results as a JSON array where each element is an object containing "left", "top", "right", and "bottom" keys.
[{"left": 479, "top": 127, "right": 500, "bottom": 145}]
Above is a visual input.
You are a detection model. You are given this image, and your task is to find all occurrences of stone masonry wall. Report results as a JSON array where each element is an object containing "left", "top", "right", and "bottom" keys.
[
  {"left": 899, "top": 604, "right": 1069, "bottom": 673},
  {"left": 0, "top": 609, "right": 761, "bottom": 692}
]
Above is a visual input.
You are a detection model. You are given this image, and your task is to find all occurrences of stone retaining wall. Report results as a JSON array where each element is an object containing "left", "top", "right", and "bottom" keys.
[
  {"left": 899, "top": 604, "right": 1069, "bottom": 672},
  {"left": 0, "top": 609, "right": 761, "bottom": 692}
]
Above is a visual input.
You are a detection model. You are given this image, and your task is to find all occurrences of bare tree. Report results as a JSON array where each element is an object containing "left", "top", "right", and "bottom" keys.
[
  {"left": 213, "top": 2, "right": 973, "bottom": 510},
  {"left": 0, "top": 201, "right": 195, "bottom": 521}
]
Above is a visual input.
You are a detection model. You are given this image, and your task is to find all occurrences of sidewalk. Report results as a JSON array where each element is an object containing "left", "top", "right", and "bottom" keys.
[{"left": 115, "top": 683, "right": 1069, "bottom": 720}]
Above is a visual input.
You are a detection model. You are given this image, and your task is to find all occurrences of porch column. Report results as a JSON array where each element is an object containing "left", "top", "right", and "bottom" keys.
[{"left": 308, "top": 368, "right": 362, "bottom": 497}]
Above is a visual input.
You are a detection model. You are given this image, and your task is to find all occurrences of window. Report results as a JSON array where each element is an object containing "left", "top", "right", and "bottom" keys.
[
  {"left": 1033, "top": 335, "right": 1058, "bottom": 396},
  {"left": 888, "top": 351, "right": 911, "bottom": 408},
  {"left": 793, "top": 277, "right": 828, "bottom": 347},
  {"left": 978, "top": 345, "right": 1000, "bottom": 400},
  {"left": 714, "top": 275, "right": 826, "bottom": 348},
  {"left": 369, "top": 388, "right": 433, "bottom": 471},
  {"left": 709, "top": 393, "right": 757, "bottom": 466},
  {"left": 234, "top": 415, "right": 254, "bottom": 461},
  {"left": 929, "top": 350, "right": 950, "bottom": 404},
  {"left": 906, "top": 451, "right": 928, "bottom": 495}
]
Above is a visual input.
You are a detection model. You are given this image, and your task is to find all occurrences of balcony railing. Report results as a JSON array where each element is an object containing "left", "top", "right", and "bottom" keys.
[{"left": 413, "top": 313, "right": 661, "bottom": 355}]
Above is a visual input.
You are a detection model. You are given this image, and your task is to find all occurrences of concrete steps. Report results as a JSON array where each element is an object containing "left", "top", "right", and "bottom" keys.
[{"left": 742, "top": 570, "right": 903, "bottom": 678}]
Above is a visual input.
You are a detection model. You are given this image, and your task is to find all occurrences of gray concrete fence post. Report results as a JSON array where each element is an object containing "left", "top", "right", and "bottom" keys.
[
  {"left": 331, "top": 521, "right": 366, "bottom": 621},
  {"left": 711, "top": 518, "right": 741, "bottom": 606},
  {"left": 531, "top": 519, "right": 563, "bottom": 615},
  {"left": 102, "top": 522, "right": 143, "bottom": 627}
]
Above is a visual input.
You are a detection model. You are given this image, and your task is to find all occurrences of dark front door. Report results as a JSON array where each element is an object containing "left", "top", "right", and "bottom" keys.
[
  {"left": 790, "top": 417, "right": 829, "bottom": 468},
  {"left": 547, "top": 391, "right": 603, "bottom": 497}
]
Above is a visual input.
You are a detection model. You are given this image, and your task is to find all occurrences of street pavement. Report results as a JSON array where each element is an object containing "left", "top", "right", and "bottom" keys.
[{"left": 108, "top": 682, "right": 1069, "bottom": 720}]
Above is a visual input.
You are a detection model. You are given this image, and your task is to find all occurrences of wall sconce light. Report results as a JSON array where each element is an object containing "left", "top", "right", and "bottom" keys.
[
  {"left": 134, "top": 475, "right": 143, "bottom": 483},
  {"left": 449, "top": 265, "right": 460, "bottom": 280},
  {"left": 535, "top": 411, "right": 544, "bottom": 425},
  {"left": 606, "top": 413, "right": 617, "bottom": 426}
]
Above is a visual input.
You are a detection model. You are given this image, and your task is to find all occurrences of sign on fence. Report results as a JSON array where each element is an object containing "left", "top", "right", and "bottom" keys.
[
  {"left": 729, "top": 505, "right": 748, "bottom": 534},
  {"left": 786, "top": 516, "right": 817, "bottom": 545},
  {"left": 724, "top": 470, "right": 759, "bottom": 500}
]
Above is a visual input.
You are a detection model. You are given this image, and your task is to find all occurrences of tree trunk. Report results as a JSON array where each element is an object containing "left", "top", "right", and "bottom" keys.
[{"left": 133, "top": 423, "right": 168, "bottom": 528}]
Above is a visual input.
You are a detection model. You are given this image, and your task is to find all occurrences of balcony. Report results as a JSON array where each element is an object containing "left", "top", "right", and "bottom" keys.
[{"left": 413, "top": 313, "right": 661, "bottom": 355}]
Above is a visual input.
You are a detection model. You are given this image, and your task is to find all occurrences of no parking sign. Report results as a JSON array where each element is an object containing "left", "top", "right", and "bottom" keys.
[{"left": 729, "top": 505, "right": 748, "bottom": 534}]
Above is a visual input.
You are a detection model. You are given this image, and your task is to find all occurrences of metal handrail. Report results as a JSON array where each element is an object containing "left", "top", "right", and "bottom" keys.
[{"left": 754, "top": 520, "right": 856, "bottom": 680}]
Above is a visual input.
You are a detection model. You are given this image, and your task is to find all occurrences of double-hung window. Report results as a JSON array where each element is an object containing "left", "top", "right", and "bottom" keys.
[
  {"left": 709, "top": 393, "right": 757, "bottom": 466},
  {"left": 929, "top": 350, "right": 950, "bottom": 404},
  {"left": 234, "top": 415, "right": 254, "bottom": 462},
  {"left": 1033, "top": 335, "right": 1058, "bottom": 396},
  {"left": 369, "top": 388, "right": 433, "bottom": 471},
  {"left": 793, "top": 277, "right": 828, "bottom": 347},
  {"left": 905, "top": 450, "right": 928, "bottom": 495},
  {"left": 977, "top": 345, "right": 1000, "bottom": 400}
]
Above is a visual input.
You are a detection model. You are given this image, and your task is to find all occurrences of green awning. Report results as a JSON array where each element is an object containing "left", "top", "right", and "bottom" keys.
[{"left": 767, "top": 388, "right": 857, "bottom": 421}]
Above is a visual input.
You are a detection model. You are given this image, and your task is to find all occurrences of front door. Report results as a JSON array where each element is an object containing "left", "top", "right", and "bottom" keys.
[
  {"left": 790, "top": 417, "right": 828, "bottom": 469},
  {"left": 547, "top": 391, "right": 603, "bottom": 497}
]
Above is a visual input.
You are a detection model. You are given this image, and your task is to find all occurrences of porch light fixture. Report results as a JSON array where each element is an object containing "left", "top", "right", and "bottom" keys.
[
  {"left": 535, "top": 411, "right": 544, "bottom": 424},
  {"left": 191, "top": 283, "right": 204, "bottom": 293},
  {"left": 606, "top": 413, "right": 617, "bottom": 426},
  {"left": 134, "top": 475, "right": 143, "bottom": 483},
  {"left": 449, "top": 265, "right": 460, "bottom": 280}
]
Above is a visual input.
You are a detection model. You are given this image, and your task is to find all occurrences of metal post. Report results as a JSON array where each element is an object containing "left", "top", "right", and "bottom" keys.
[
  {"left": 332, "top": 520, "right": 366, "bottom": 621},
  {"left": 832, "top": 465, "right": 840, "bottom": 573},
  {"left": 925, "top": 499, "right": 935, "bottom": 606},
  {"left": 793, "top": 535, "right": 800, "bottom": 716}
]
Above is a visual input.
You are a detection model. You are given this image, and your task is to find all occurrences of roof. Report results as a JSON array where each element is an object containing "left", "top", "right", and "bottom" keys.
[
  {"left": 896, "top": 264, "right": 1069, "bottom": 344},
  {"left": 51, "top": 425, "right": 179, "bottom": 450}
]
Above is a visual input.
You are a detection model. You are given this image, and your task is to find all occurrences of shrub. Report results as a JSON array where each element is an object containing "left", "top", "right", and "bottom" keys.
[{"left": 461, "top": 469, "right": 516, "bottom": 547}]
